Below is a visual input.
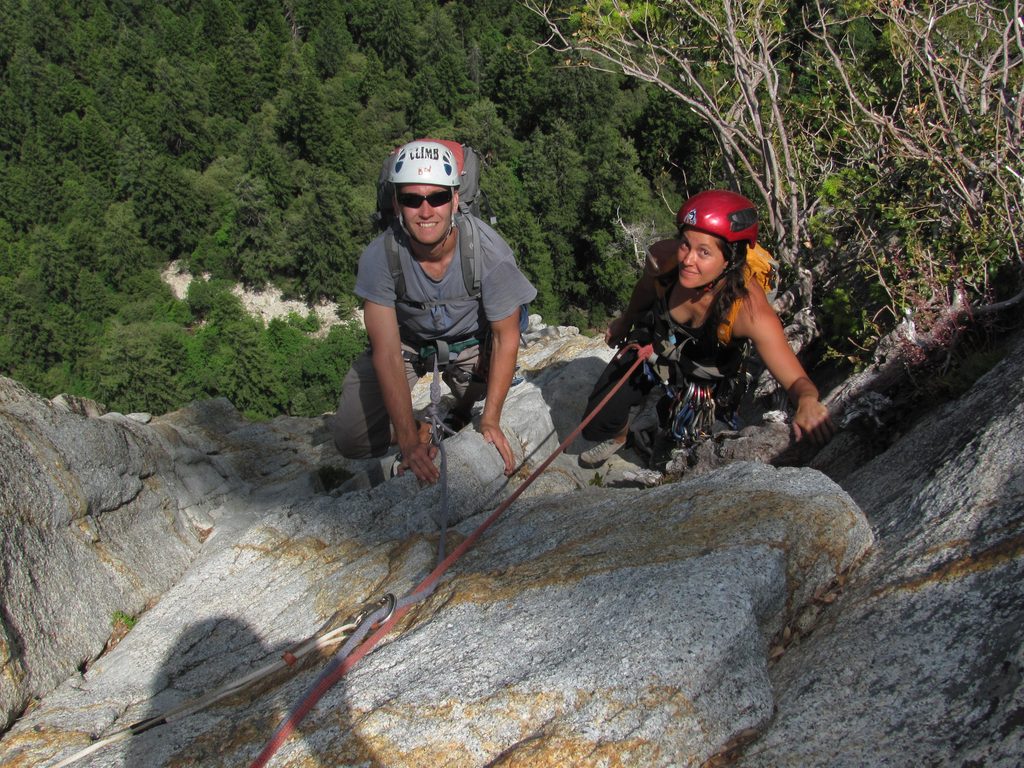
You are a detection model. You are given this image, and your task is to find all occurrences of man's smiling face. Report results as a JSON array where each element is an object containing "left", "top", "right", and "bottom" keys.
[{"left": 395, "top": 184, "right": 458, "bottom": 248}]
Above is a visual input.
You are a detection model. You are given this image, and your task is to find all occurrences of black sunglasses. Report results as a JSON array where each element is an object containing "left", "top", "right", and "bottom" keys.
[{"left": 395, "top": 189, "right": 453, "bottom": 209}]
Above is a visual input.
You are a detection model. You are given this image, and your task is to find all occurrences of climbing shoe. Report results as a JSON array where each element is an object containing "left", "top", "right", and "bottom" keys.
[{"left": 579, "top": 437, "right": 626, "bottom": 468}]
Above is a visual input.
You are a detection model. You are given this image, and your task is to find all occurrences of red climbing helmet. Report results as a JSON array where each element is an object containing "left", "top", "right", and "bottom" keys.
[{"left": 676, "top": 190, "right": 758, "bottom": 247}]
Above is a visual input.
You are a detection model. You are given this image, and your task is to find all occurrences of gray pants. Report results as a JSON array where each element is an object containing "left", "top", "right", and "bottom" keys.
[{"left": 329, "top": 342, "right": 487, "bottom": 459}]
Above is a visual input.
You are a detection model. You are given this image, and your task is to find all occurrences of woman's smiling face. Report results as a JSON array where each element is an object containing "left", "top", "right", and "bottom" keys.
[{"left": 676, "top": 228, "right": 728, "bottom": 289}]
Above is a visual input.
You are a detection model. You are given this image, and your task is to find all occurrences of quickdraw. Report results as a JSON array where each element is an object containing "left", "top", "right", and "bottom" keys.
[
  {"left": 641, "top": 358, "right": 719, "bottom": 445},
  {"left": 668, "top": 380, "right": 717, "bottom": 443},
  {"left": 351, "top": 593, "right": 397, "bottom": 633}
]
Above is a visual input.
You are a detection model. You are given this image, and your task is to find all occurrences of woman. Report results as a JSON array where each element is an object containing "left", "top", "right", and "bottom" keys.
[{"left": 579, "top": 190, "right": 835, "bottom": 468}]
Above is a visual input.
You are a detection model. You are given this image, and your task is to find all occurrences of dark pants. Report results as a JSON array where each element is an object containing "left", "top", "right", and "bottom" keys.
[{"left": 581, "top": 349, "right": 658, "bottom": 442}]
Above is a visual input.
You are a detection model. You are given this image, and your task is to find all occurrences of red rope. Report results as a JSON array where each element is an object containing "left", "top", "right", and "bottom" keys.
[{"left": 248, "top": 343, "right": 651, "bottom": 768}]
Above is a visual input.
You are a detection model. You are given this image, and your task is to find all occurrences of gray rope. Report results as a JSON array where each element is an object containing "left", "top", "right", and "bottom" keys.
[{"left": 426, "top": 356, "right": 454, "bottom": 562}]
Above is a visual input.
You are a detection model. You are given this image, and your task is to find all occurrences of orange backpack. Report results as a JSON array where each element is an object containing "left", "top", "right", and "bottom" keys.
[{"left": 717, "top": 243, "right": 779, "bottom": 345}]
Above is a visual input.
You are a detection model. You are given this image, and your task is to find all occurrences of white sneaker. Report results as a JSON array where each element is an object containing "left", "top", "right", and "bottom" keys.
[
  {"left": 579, "top": 437, "right": 626, "bottom": 468},
  {"left": 389, "top": 452, "right": 404, "bottom": 477}
]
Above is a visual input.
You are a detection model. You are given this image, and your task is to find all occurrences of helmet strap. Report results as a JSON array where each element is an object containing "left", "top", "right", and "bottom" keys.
[{"left": 695, "top": 274, "right": 724, "bottom": 293}]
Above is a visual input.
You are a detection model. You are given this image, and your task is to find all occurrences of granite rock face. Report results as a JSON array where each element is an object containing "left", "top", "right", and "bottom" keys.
[
  {"left": 1, "top": 325, "right": 1021, "bottom": 767},
  {"left": 1, "top": 377, "right": 208, "bottom": 731},
  {"left": 737, "top": 332, "right": 1024, "bottom": 768},
  {"left": 0, "top": 378, "right": 341, "bottom": 733}
]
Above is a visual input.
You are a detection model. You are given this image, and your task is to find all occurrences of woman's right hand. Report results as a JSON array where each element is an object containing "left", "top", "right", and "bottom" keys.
[{"left": 605, "top": 315, "right": 632, "bottom": 347}]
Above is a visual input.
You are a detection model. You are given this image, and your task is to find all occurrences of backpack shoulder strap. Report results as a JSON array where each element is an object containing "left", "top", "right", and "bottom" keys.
[
  {"left": 456, "top": 213, "right": 482, "bottom": 298},
  {"left": 384, "top": 225, "right": 408, "bottom": 304}
]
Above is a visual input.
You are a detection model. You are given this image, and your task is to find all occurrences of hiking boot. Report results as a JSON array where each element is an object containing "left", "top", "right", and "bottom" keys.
[
  {"left": 631, "top": 427, "right": 657, "bottom": 460},
  {"left": 647, "top": 429, "right": 678, "bottom": 470},
  {"left": 579, "top": 437, "right": 626, "bottom": 468}
]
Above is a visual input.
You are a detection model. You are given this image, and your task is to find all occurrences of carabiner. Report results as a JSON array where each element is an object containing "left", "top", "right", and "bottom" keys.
[{"left": 368, "top": 593, "right": 397, "bottom": 628}]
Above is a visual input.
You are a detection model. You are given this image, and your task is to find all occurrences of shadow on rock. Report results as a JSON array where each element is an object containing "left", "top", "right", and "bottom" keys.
[
  {"left": 525, "top": 355, "right": 611, "bottom": 448},
  {"left": 124, "top": 617, "right": 370, "bottom": 767}
]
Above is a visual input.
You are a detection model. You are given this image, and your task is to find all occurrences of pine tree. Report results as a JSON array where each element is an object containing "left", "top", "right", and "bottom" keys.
[{"left": 231, "top": 173, "right": 280, "bottom": 288}]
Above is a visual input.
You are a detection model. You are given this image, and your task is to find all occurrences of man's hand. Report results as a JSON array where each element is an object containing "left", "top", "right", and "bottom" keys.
[
  {"left": 395, "top": 421, "right": 440, "bottom": 484},
  {"left": 479, "top": 417, "right": 515, "bottom": 476},
  {"left": 363, "top": 301, "right": 439, "bottom": 484},
  {"left": 479, "top": 312, "right": 523, "bottom": 476}
]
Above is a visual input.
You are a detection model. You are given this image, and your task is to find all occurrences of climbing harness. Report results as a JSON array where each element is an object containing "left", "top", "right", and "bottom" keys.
[{"left": 48, "top": 345, "right": 651, "bottom": 768}]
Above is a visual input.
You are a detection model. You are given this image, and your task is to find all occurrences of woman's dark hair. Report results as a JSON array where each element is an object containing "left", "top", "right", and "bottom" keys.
[{"left": 688, "top": 231, "right": 749, "bottom": 338}]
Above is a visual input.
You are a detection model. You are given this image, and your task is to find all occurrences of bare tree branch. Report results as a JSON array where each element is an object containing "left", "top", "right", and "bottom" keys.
[{"left": 525, "top": 0, "right": 1021, "bottom": 374}]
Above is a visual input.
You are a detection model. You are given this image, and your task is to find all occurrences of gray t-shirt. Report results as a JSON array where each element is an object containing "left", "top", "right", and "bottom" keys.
[{"left": 355, "top": 216, "right": 537, "bottom": 343}]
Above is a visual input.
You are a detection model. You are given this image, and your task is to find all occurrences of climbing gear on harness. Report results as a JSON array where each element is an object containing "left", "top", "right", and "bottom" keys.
[
  {"left": 415, "top": 336, "right": 480, "bottom": 360},
  {"left": 629, "top": 338, "right": 738, "bottom": 469},
  {"left": 402, "top": 333, "right": 481, "bottom": 370},
  {"left": 663, "top": 380, "right": 717, "bottom": 443}
]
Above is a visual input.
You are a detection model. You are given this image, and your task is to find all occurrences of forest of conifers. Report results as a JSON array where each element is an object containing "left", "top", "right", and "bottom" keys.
[{"left": 1, "top": 1, "right": 1020, "bottom": 419}]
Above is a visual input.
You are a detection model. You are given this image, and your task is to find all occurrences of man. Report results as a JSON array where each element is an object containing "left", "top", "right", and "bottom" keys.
[{"left": 330, "top": 140, "right": 536, "bottom": 484}]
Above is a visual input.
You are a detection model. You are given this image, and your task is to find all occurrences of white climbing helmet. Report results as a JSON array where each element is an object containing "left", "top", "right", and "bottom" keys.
[{"left": 388, "top": 140, "right": 461, "bottom": 188}]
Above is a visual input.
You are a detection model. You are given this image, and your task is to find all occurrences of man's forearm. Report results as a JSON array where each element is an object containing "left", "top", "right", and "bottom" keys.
[
  {"left": 481, "top": 326, "right": 519, "bottom": 425},
  {"left": 371, "top": 346, "right": 417, "bottom": 445}
]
